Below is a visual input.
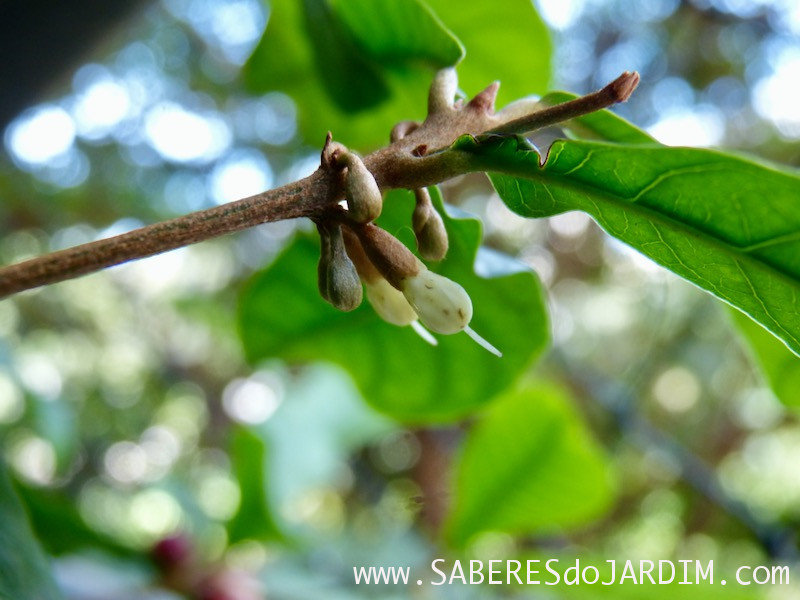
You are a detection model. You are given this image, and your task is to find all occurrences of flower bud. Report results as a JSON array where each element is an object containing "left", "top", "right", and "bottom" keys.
[
  {"left": 365, "top": 277, "right": 418, "bottom": 326},
  {"left": 412, "top": 188, "right": 448, "bottom": 261},
  {"left": 428, "top": 67, "right": 459, "bottom": 114},
  {"left": 318, "top": 223, "right": 362, "bottom": 311},
  {"left": 352, "top": 223, "right": 420, "bottom": 290},
  {"left": 400, "top": 266, "right": 472, "bottom": 335},
  {"left": 343, "top": 152, "right": 382, "bottom": 223}
]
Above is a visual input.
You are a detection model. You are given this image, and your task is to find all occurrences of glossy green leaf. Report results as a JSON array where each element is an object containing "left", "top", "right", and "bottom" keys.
[
  {"left": 0, "top": 461, "right": 63, "bottom": 600},
  {"left": 446, "top": 382, "right": 615, "bottom": 546},
  {"left": 244, "top": 0, "right": 551, "bottom": 149},
  {"left": 539, "top": 91, "right": 657, "bottom": 145},
  {"left": 452, "top": 134, "right": 800, "bottom": 357},
  {"left": 237, "top": 189, "right": 548, "bottom": 422},
  {"left": 330, "top": 0, "right": 464, "bottom": 67},
  {"left": 729, "top": 309, "right": 800, "bottom": 408}
]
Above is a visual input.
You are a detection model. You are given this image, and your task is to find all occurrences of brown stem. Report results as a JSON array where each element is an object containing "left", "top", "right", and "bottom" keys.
[
  {"left": 488, "top": 71, "right": 640, "bottom": 135},
  {"left": 0, "top": 171, "right": 331, "bottom": 297},
  {"left": 0, "top": 72, "right": 638, "bottom": 299}
]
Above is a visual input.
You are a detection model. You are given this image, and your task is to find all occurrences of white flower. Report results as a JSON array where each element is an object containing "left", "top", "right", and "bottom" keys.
[
  {"left": 400, "top": 266, "right": 501, "bottom": 356},
  {"left": 365, "top": 277, "right": 417, "bottom": 326},
  {"left": 401, "top": 267, "right": 472, "bottom": 335}
]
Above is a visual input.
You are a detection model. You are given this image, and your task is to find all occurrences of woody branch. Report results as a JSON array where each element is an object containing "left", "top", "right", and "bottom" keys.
[{"left": 0, "top": 71, "right": 638, "bottom": 298}]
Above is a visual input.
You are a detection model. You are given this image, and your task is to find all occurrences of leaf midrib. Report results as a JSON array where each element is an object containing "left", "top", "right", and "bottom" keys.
[{"left": 473, "top": 145, "right": 800, "bottom": 350}]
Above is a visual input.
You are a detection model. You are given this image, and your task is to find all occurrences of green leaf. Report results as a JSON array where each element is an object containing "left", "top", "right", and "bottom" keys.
[
  {"left": 330, "top": 0, "right": 464, "bottom": 67},
  {"left": 246, "top": 0, "right": 388, "bottom": 115},
  {"left": 425, "top": 0, "right": 552, "bottom": 106},
  {"left": 539, "top": 91, "right": 657, "bottom": 145},
  {"left": 729, "top": 309, "right": 800, "bottom": 408},
  {"left": 227, "top": 427, "right": 283, "bottom": 543},
  {"left": 244, "top": 0, "right": 551, "bottom": 149},
  {"left": 244, "top": 0, "right": 462, "bottom": 148},
  {"left": 446, "top": 382, "right": 615, "bottom": 546},
  {"left": 453, "top": 134, "right": 800, "bottom": 357},
  {"left": 237, "top": 189, "right": 548, "bottom": 422},
  {"left": 299, "top": 0, "right": 391, "bottom": 113},
  {"left": 0, "top": 460, "right": 63, "bottom": 600}
]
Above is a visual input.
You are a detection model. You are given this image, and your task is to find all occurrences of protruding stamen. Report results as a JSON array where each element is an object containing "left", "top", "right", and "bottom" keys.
[
  {"left": 411, "top": 321, "right": 439, "bottom": 346},
  {"left": 464, "top": 326, "right": 502, "bottom": 357}
]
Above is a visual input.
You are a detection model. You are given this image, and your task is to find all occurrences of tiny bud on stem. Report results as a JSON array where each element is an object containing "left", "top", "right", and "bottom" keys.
[
  {"left": 412, "top": 188, "right": 448, "bottom": 261},
  {"left": 342, "top": 152, "right": 382, "bottom": 223},
  {"left": 317, "top": 222, "right": 363, "bottom": 311},
  {"left": 467, "top": 81, "right": 500, "bottom": 114},
  {"left": 428, "top": 67, "right": 459, "bottom": 114}
]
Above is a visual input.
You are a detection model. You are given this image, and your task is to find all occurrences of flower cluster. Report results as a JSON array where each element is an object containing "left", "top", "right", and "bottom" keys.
[
  {"left": 315, "top": 140, "right": 499, "bottom": 355},
  {"left": 312, "top": 68, "right": 503, "bottom": 355}
]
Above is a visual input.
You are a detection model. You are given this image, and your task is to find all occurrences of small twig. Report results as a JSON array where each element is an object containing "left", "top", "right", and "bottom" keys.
[
  {"left": 0, "top": 71, "right": 638, "bottom": 299},
  {"left": 488, "top": 71, "right": 639, "bottom": 135}
]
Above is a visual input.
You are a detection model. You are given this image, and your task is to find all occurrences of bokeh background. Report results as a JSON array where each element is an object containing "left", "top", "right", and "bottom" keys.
[{"left": 1, "top": 0, "right": 800, "bottom": 598}]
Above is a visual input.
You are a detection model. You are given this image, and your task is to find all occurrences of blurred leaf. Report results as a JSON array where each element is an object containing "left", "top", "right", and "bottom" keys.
[
  {"left": 299, "top": 0, "right": 390, "bottom": 112},
  {"left": 244, "top": 0, "right": 551, "bottom": 149},
  {"left": 261, "top": 365, "right": 392, "bottom": 514},
  {"left": 330, "top": 0, "right": 464, "bottom": 67},
  {"left": 453, "top": 134, "right": 800, "bottom": 357},
  {"left": 446, "top": 382, "right": 615, "bottom": 546},
  {"left": 426, "top": 0, "right": 552, "bottom": 106},
  {"left": 0, "top": 460, "right": 63, "bottom": 600},
  {"left": 540, "top": 91, "right": 657, "bottom": 144},
  {"left": 729, "top": 309, "right": 800, "bottom": 408},
  {"left": 15, "top": 482, "right": 131, "bottom": 558},
  {"left": 238, "top": 189, "right": 548, "bottom": 422},
  {"left": 245, "top": 0, "right": 311, "bottom": 90},
  {"left": 227, "top": 427, "right": 283, "bottom": 543}
]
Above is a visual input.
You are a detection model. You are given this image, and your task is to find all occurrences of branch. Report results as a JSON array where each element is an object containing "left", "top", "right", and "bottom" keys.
[{"left": 0, "top": 71, "right": 638, "bottom": 298}]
